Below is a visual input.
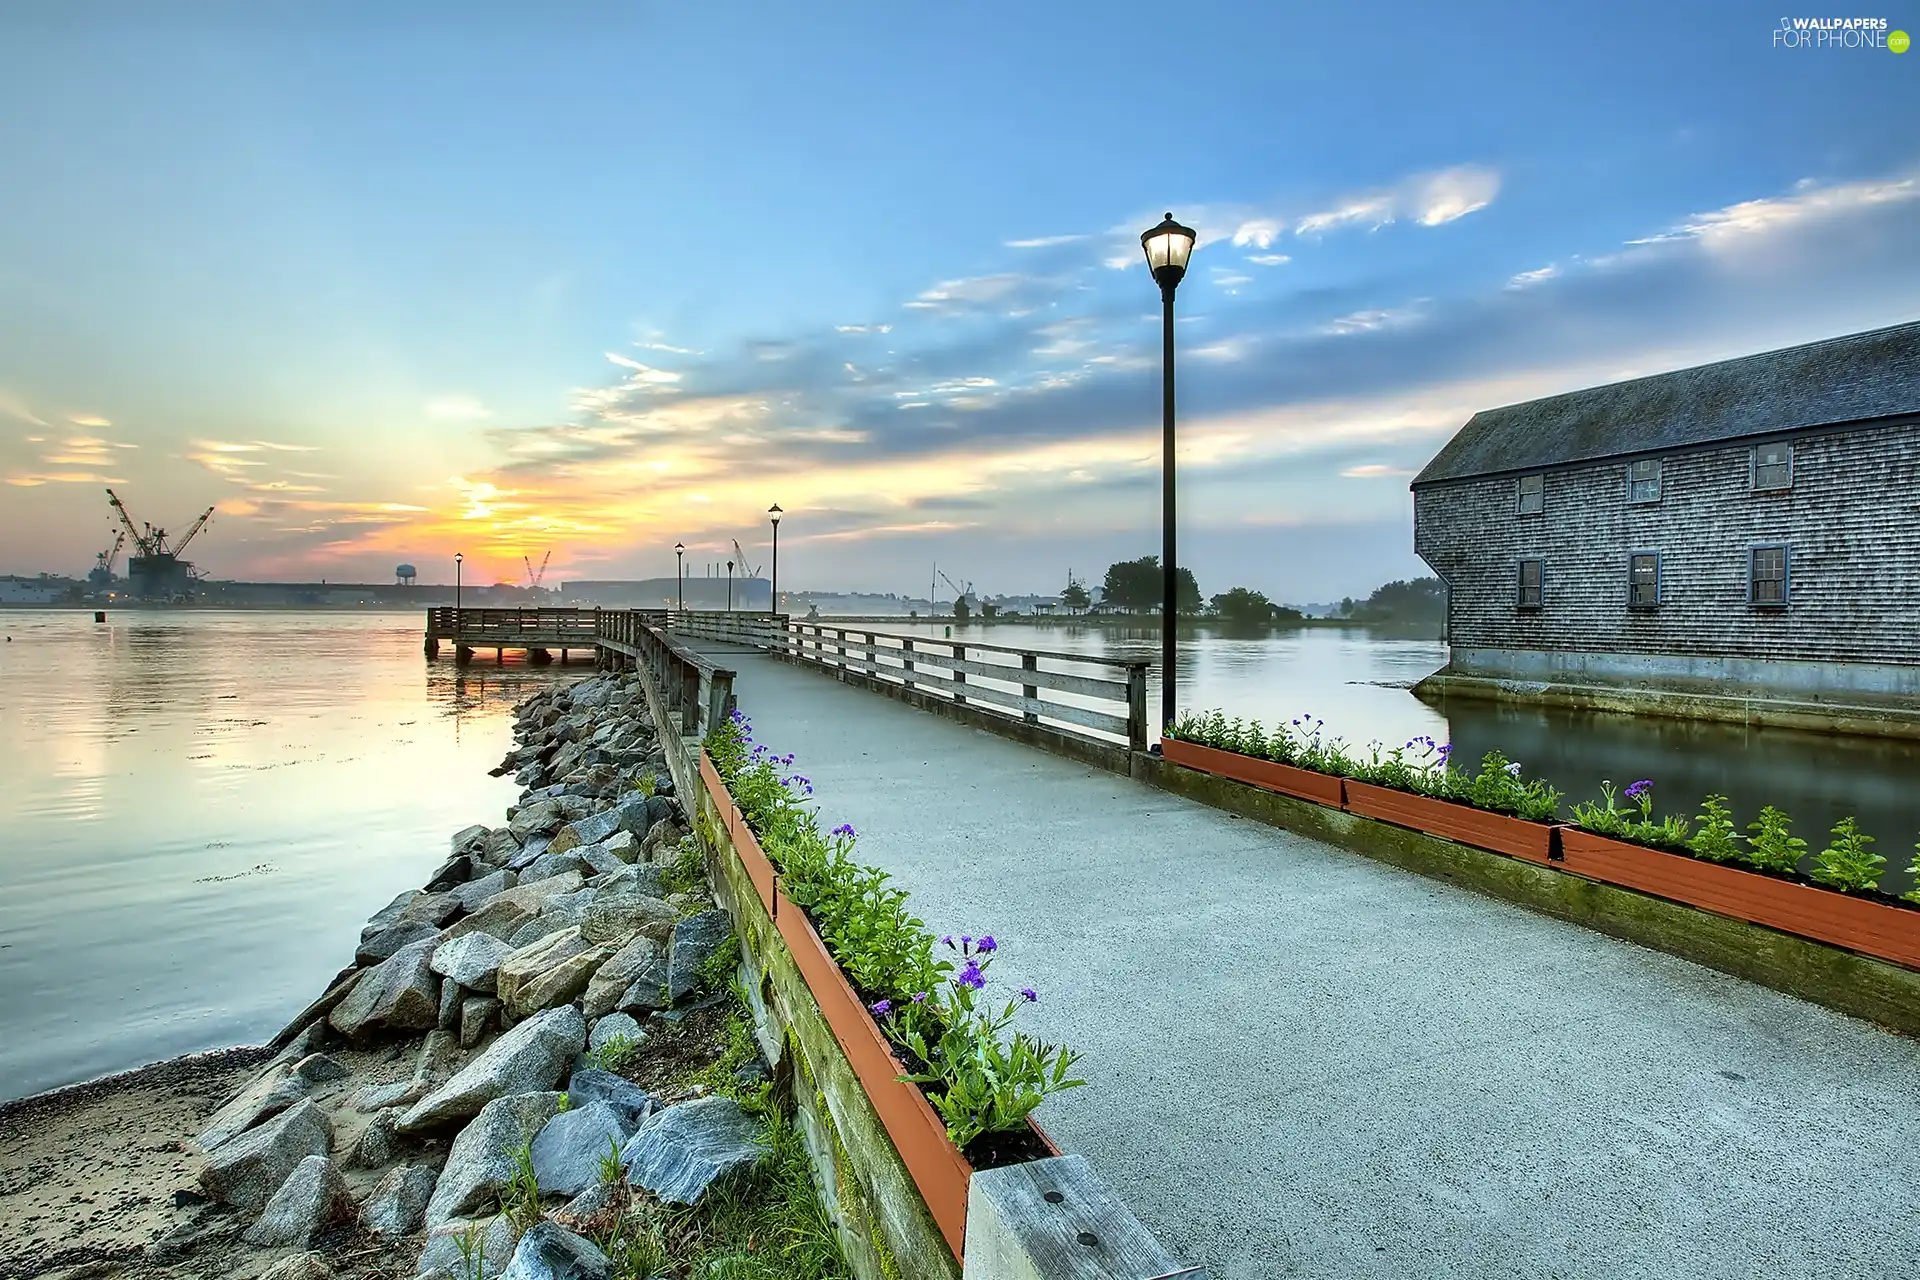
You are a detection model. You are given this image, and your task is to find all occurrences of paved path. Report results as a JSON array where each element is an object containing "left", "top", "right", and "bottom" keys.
[{"left": 696, "top": 644, "right": 1920, "bottom": 1279}]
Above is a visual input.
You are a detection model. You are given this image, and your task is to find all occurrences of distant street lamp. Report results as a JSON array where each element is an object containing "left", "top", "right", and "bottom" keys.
[
  {"left": 454, "top": 551, "right": 464, "bottom": 632},
  {"left": 1141, "top": 212, "right": 1197, "bottom": 736},
  {"left": 675, "top": 542, "right": 685, "bottom": 612},
  {"left": 726, "top": 559, "right": 735, "bottom": 612},
  {"left": 768, "top": 504, "right": 783, "bottom": 612}
]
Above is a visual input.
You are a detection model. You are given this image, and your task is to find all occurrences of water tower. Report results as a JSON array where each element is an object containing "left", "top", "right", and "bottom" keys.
[{"left": 396, "top": 563, "right": 417, "bottom": 587}]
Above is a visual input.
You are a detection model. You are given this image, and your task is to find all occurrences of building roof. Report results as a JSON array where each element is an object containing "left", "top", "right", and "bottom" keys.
[{"left": 1412, "top": 319, "right": 1920, "bottom": 487}]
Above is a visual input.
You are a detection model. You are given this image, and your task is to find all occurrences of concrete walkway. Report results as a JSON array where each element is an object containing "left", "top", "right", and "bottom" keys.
[{"left": 697, "top": 645, "right": 1920, "bottom": 1280}]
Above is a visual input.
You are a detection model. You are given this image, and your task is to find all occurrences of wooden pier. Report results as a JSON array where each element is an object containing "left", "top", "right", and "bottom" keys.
[{"left": 424, "top": 606, "right": 605, "bottom": 665}]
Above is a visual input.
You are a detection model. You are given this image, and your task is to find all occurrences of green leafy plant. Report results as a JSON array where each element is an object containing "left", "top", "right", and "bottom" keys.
[
  {"left": 1687, "top": 795, "right": 1743, "bottom": 863},
  {"left": 1458, "top": 750, "right": 1562, "bottom": 822},
  {"left": 1572, "top": 778, "right": 1685, "bottom": 846},
  {"left": 454, "top": 1222, "right": 489, "bottom": 1280},
  {"left": 589, "top": 1032, "right": 645, "bottom": 1073},
  {"left": 1808, "top": 817, "right": 1885, "bottom": 892},
  {"left": 884, "top": 936, "right": 1085, "bottom": 1151},
  {"left": 498, "top": 1140, "right": 543, "bottom": 1230},
  {"left": 699, "top": 933, "right": 743, "bottom": 994},
  {"left": 1744, "top": 805, "right": 1808, "bottom": 875},
  {"left": 598, "top": 1134, "right": 626, "bottom": 1187},
  {"left": 1906, "top": 841, "right": 1920, "bottom": 906},
  {"left": 633, "top": 771, "right": 659, "bottom": 798}
]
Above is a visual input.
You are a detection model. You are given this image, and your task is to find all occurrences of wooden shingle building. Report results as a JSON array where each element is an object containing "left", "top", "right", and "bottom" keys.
[{"left": 1410, "top": 320, "right": 1920, "bottom": 732}]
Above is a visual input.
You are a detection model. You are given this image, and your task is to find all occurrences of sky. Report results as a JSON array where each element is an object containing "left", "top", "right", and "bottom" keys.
[{"left": 2, "top": 2, "right": 1918, "bottom": 603}]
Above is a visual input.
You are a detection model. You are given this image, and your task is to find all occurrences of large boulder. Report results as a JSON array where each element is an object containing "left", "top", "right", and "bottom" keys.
[
  {"left": 196, "top": 1062, "right": 308, "bottom": 1152},
  {"left": 399, "top": 1005, "right": 585, "bottom": 1133},
  {"left": 581, "top": 935, "right": 665, "bottom": 1020},
  {"left": 358, "top": 1163, "right": 439, "bottom": 1236},
  {"left": 621, "top": 1096, "right": 766, "bottom": 1206},
  {"left": 361, "top": 889, "right": 423, "bottom": 937},
  {"left": 419, "top": 1215, "right": 521, "bottom": 1278},
  {"left": 666, "top": 911, "right": 733, "bottom": 1002},
  {"left": 574, "top": 842, "right": 629, "bottom": 878},
  {"left": 243, "top": 1154, "right": 346, "bottom": 1248},
  {"left": 355, "top": 917, "right": 440, "bottom": 966},
  {"left": 562, "top": 1069, "right": 652, "bottom": 1132},
  {"left": 200, "top": 1099, "right": 334, "bottom": 1210},
  {"left": 507, "top": 799, "right": 564, "bottom": 844},
  {"left": 506, "top": 942, "right": 617, "bottom": 1019},
  {"left": 431, "top": 931, "right": 516, "bottom": 993},
  {"left": 489, "top": 872, "right": 588, "bottom": 917},
  {"left": 530, "top": 1101, "right": 630, "bottom": 1197},
  {"left": 423, "top": 1092, "right": 567, "bottom": 1227},
  {"left": 450, "top": 868, "right": 517, "bottom": 913},
  {"left": 496, "top": 929, "right": 593, "bottom": 1014},
  {"left": 481, "top": 829, "right": 522, "bottom": 866},
  {"left": 587, "top": 1013, "right": 643, "bottom": 1056},
  {"left": 580, "top": 885, "right": 676, "bottom": 946},
  {"left": 595, "top": 863, "right": 665, "bottom": 900},
  {"left": 451, "top": 823, "right": 491, "bottom": 854},
  {"left": 598, "top": 831, "right": 639, "bottom": 864},
  {"left": 329, "top": 939, "right": 440, "bottom": 1040},
  {"left": 519, "top": 850, "right": 592, "bottom": 884},
  {"left": 439, "top": 897, "right": 536, "bottom": 945},
  {"left": 500, "top": 1221, "right": 611, "bottom": 1280}
]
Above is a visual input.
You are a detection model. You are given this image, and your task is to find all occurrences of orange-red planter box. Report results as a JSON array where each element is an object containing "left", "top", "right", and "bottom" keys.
[
  {"left": 1557, "top": 827, "right": 1920, "bottom": 971},
  {"left": 1343, "top": 780, "right": 1555, "bottom": 865},
  {"left": 1161, "top": 738, "right": 1344, "bottom": 807}
]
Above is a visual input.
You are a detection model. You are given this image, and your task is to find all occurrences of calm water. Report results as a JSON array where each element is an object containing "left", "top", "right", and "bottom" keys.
[
  {"left": 0, "top": 609, "right": 570, "bottom": 1102},
  {"left": 4, "top": 612, "right": 1914, "bottom": 1101}
]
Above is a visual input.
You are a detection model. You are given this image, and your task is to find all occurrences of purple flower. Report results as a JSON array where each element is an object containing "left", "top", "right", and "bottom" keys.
[
  {"left": 911, "top": 991, "right": 929, "bottom": 1004},
  {"left": 976, "top": 935, "right": 997, "bottom": 953},
  {"left": 1504, "top": 761, "right": 1523, "bottom": 776},
  {"left": 957, "top": 962, "right": 985, "bottom": 990},
  {"left": 941, "top": 935, "right": 954, "bottom": 948},
  {"left": 1020, "top": 987, "right": 1038, "bottom": 1002},
  {"left": 832, "top": 823, "right": 857, "bottom": 838},
  {"left": 1625, "top": 779, "right": 1653, "bottom": 800},
  {"left": 961, "top": 935, "right": 972, "bottom": 949},
  {"left": 869, "top": 999, "right": 891, "bottom": 1016}
]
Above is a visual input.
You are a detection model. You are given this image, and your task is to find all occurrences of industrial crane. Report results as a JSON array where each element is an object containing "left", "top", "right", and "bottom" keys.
[
  {"left": 937, "top": 568, "right": 973, "bottom": 603},
  {"left": 524, "top": 551, "right": 551, "bottom": 590},
  {"left": 88, "top": 531, "right": 125, "bottom": 589},
  {"left": 105, "top": 489, "right": 215, "bottom": 598},
  {"left": 730, "top": 538, "right": 762, "bottom": 578}
]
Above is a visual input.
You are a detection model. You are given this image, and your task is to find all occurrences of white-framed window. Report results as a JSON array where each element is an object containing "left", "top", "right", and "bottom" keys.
[
  {"left": 1516, "top": 473, "right": 1544, "bottom": 515},
  {"left": 1752, "top": 442, "right": 1793, "bottom": 492},
  {"left": 1628, "top": 458, "right": 1662, "bottom": 504},
  {"left": 1750, "top": 545, "right": 1789, "bottom": 606},
  {"left": 1628, "top": 551, "right": 1661, "bottom": 608},
  {"left": 1517, "top": 558, "right": 1543, "bottom": 609}
]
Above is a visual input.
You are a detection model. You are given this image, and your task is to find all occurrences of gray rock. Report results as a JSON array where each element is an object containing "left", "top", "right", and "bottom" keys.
[
  {"left": 345, "top": 1110, "right": 397, "bottom": 1169},
  {"left": 507, "top": 833, "right": 553, "bottom": 870},
  {"left": 200, "top": 1098, "right": 333, "bottom": 1210},
  {"left": 419, "top": 1215, "right": 521, "bottom": 1279},
  {"left": 461, "top": 995, "right": 501, "bottom": 1049},
  {"left": 432, "top": 931, "right": 515, "bottom": 994},
  {"left": 452, "top": 823, "right": 491, "bottom": 854},
  {"left": 508, "top": 799, "right": 563, "bottom": 844},
  {"left": 438, "top": 974, "right": 462, "bottom": 1030},
  {"left": 196, "top": 1062, "right": 308, "bottom": 1152},
  {"left": 558, "top": 1180, "right": 619, "bottom": 1226},
  {"left": 575, "top": 842, "right": 628, "bottom": 878},
  {"left": 621, "top": 1096, "right": 766, "bottom": 1206},
  {"left": 260, "top": 1253, "right": 334, "bottom": 1280},
  {"left": 580, "top": 934, "right": 661, "bottom": 1021},
  {"left": 644, "top": 794, "right": 679, "bottom": 828},
  {"left": 399, "top": 1005, "right": 585, "bottom": 1133},
  {"left": 243, "top": 1154, "right": 345, "bottom": 1248},
  {"left": 496, "top": 928, "right": 591, "bottom": 1014},
  {"left": 557, "top": 805, "right": 624, "bottom": 850},
  {"left": 400, "top": 891, "right": 464, "bottom": 927},
  {"left": 500, "top": 1221, "right": 611, "bottom": 1280},
  {"left": 439, "top": 897, "right": 536, "bottom": 945},
  {"left": 450, "top": 867, "right": 517, "bottom": 913},
  {"left": 596, "top": 863, "right": 666, "bottom": 900},
  {"left": 358, "top": 1163, "right": 439, "bottom": 1236},
  {"left": 587, "top": 1013, "right": 644, "bottom": 1056},
  {"left": 615, "top": 964, "right": 672, "bottom": 1017},
  {"left": 490, "top": 872, "right": 588, "bottom": 917},
  {"left": 330, "top": 939, "right": 440, "bottom": 1040},
  {"left": 350, "top": 1079, "right": 415, "bottom": 1113},
  {"left": 666, "top": 911, "right": 733, "bottom": 1002},
  {"left": 580, "top": 886, "right": 676, "bottom": 947},
  {"left": 481, "top": 829, "right": 522, "bottom": 866},
  {"left": 423, "top": 1092, "right": 567, "bottom": 1226},
  {"left": 355, "top": 917, "right": 440, "bottom": 967},
  {"left": 519, "top": 850, "right": 592, "bottom": 883},
  {"left": 530, "top": 1101, "right": 630, "bottom": 1197},
  {"left": 363, "top": 889, "right": 423, "bottom": 937},
  {"left": 426, "top": 854, "right": 474, "bottom": 892},
  {"left": 599, "top": 831, "right": 639, "bottom": 864},
  {"left": 562, "top": 1069, "right": 653, "bottom": 1132},
  {"left": 292, "top": 1053, "right": 349, "bottom": 1084},
  {"left": 411, "top": 1029, "right": 462, "bottom": 1094},
  {"left": 507, "top": 941, "right": 616, "bottom": 1020}
]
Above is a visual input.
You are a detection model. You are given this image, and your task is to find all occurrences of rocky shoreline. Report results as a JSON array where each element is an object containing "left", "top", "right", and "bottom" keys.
[{"left": 0, "top": 671, "right": 795, "bottom": 1280}]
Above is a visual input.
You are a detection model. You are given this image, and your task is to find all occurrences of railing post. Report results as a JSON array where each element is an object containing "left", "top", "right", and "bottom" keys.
[
  {"left": 837, "top": 629, "right": 847, "bottom": 673},
  {"left": 1127, "top": 663, "right": 1148, "bottom": 754},
  {"left": 902, "top": 637, "right": 915, "bottom": 690},
  {"left": 952, "top": 643, "right": 966, "bottom": 705},
  {"left": 1022, "top": 653, "right": 1039, "bottom": 725},
  {"left": 706, "top": 670, "right": 734, "bottom": 738}
]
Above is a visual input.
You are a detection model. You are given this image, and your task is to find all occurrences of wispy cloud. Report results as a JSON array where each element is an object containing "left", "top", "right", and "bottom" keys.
[
  {"left": 1005, "top": 234, "right": 1086, "bottom": 249},
  {"left": 425, "top": 395, "right": 493, "bottom": 421},
  {"left": 1625, "top": 173, "right": 1919, "bottom": 253},
  {"left": 1295, "top": 165, "right": 1501, "bottom": 235},
  {"left": 1247, "top": 254, "right": 1291, "bottom": 267},
  {"left": 67, "top": 414, "right": 112, "bottom": 427},
  {"left": 1341, "top": 463, "right": 1416, "bottom": 478},
  {"left": 1506, "top": 264, "right": 1560, "bottom": 289}
]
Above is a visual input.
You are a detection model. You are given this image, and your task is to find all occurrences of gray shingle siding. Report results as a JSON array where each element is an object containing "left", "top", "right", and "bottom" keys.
[
  {"left": 1413, "top": 320, "right": 1920, "bottom": 487},
  {"left": 1415, "top": 420, "right": 1920, "bottom": 667}
]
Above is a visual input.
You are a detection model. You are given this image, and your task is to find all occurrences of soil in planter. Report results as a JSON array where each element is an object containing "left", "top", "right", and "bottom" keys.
[{"left": 963, "top": 1124, "right": 1055, "bottom": 1170}]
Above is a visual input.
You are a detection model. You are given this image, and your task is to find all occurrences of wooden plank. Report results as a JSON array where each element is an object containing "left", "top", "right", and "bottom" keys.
[
  {"left": 783, "top": 634, "right": 1132, "bottom": 700},
  {"left": 789, "top": 647, "right": 1131, "bottom": 736},
  {"left": 966, "top": 1154, "right": 1207, "bottom": 1280},
  {"left": 783, "top": 624, "right": 1140, "bottom": 671}
]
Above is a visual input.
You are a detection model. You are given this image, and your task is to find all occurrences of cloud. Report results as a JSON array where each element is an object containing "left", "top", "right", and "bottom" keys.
[
  {"left": 67, "top": 414, "right": 112, "bottom": 427},
  {"left": 1247, "top": 254, "right": 1291, "bottom": 267},
  {"left": 1341, "top": 463, "right": 1417, "bottom": 478},
  {"left": 1625, "top": 173, "right": 1919, "bottom": 253},
  {"left": 904, "top": 274, "right": 1027, "bottom": 312},
  {"left": 0, "top": 390, "right": 48, "bottom": 428},
  {"left": 1506, "top": 264, "right": 1559, "bottom": 289},
  {"left": 1231, "top": 219, "right": 1283, "bottom": 248},
  {"left": 836, "top": 324, "right": 894, "bottom": 334},
  {"left": 602, "top": 354, "right": 682, "bottom": 384},
  {"left": 1296, "top": 164, "right": 1500, "bottom": 235},
  {"left": 425, "top": 395, "right": 493, "bottom": 421},
  {"left": 637, "top": 339, "right": 702, "bottom": 354},
  {"left": 1006, "top": 234, "right": 1086, "bottom": 249}
]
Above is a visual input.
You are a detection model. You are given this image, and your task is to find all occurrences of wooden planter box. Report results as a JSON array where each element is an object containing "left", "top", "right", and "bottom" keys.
[
  {"left": 702, "top": 751, "right": 1063, "bottom": 1263},
  {"left": 1162, "top": 737, "right": 1344, "bottom": 807},
  {"left": 1557, "top": 827, "right": 1920, "bottom": 971},
  {"left": 1343, "top": 780, "right": 1555, "bottom": 865}
]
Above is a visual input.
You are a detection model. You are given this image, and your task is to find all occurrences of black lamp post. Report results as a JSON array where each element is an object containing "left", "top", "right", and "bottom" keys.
[
  {"left": 768, "top": 504, "right": 782, "bottom": 612},
  {"left": 674, "top": 543, "right": 685, "bottom": 612},
  {"left": 1141, "top": 212, "right": 1197, "bottom": 735},
  {"left": 726, "top": 560, "right": 734, "bottom": 612},
  {"left": 454, "top": 551, "right": 463, "bottom": 631}
]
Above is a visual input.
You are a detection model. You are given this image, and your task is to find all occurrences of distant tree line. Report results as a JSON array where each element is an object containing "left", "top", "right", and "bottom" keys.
[{"left": 1057, "top": 559, "right": 1445, "bottom": 633}]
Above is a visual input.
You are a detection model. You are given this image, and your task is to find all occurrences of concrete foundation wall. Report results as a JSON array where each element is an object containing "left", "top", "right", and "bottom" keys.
[{"left": 1446, "top": 644, "right": 1920, "bottom": 700}]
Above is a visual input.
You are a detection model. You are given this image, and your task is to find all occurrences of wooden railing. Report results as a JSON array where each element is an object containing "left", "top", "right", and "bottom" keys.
[
  {"left": 779, "top": 623, "right": 1150, "bottom": 752},
  {"left": 594, "top": 611, "right": 734, "bottom": 739},
  {"left": 668, "top": 610, "right": 788, "bottom": 648},
  {"left": 424, "top": 606, "right": 601, "bottom": 643}
]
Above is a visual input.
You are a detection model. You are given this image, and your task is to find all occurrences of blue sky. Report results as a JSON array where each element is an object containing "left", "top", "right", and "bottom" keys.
[{"left": 2, "top": 1, "right": 1917, "bottom": 600}]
